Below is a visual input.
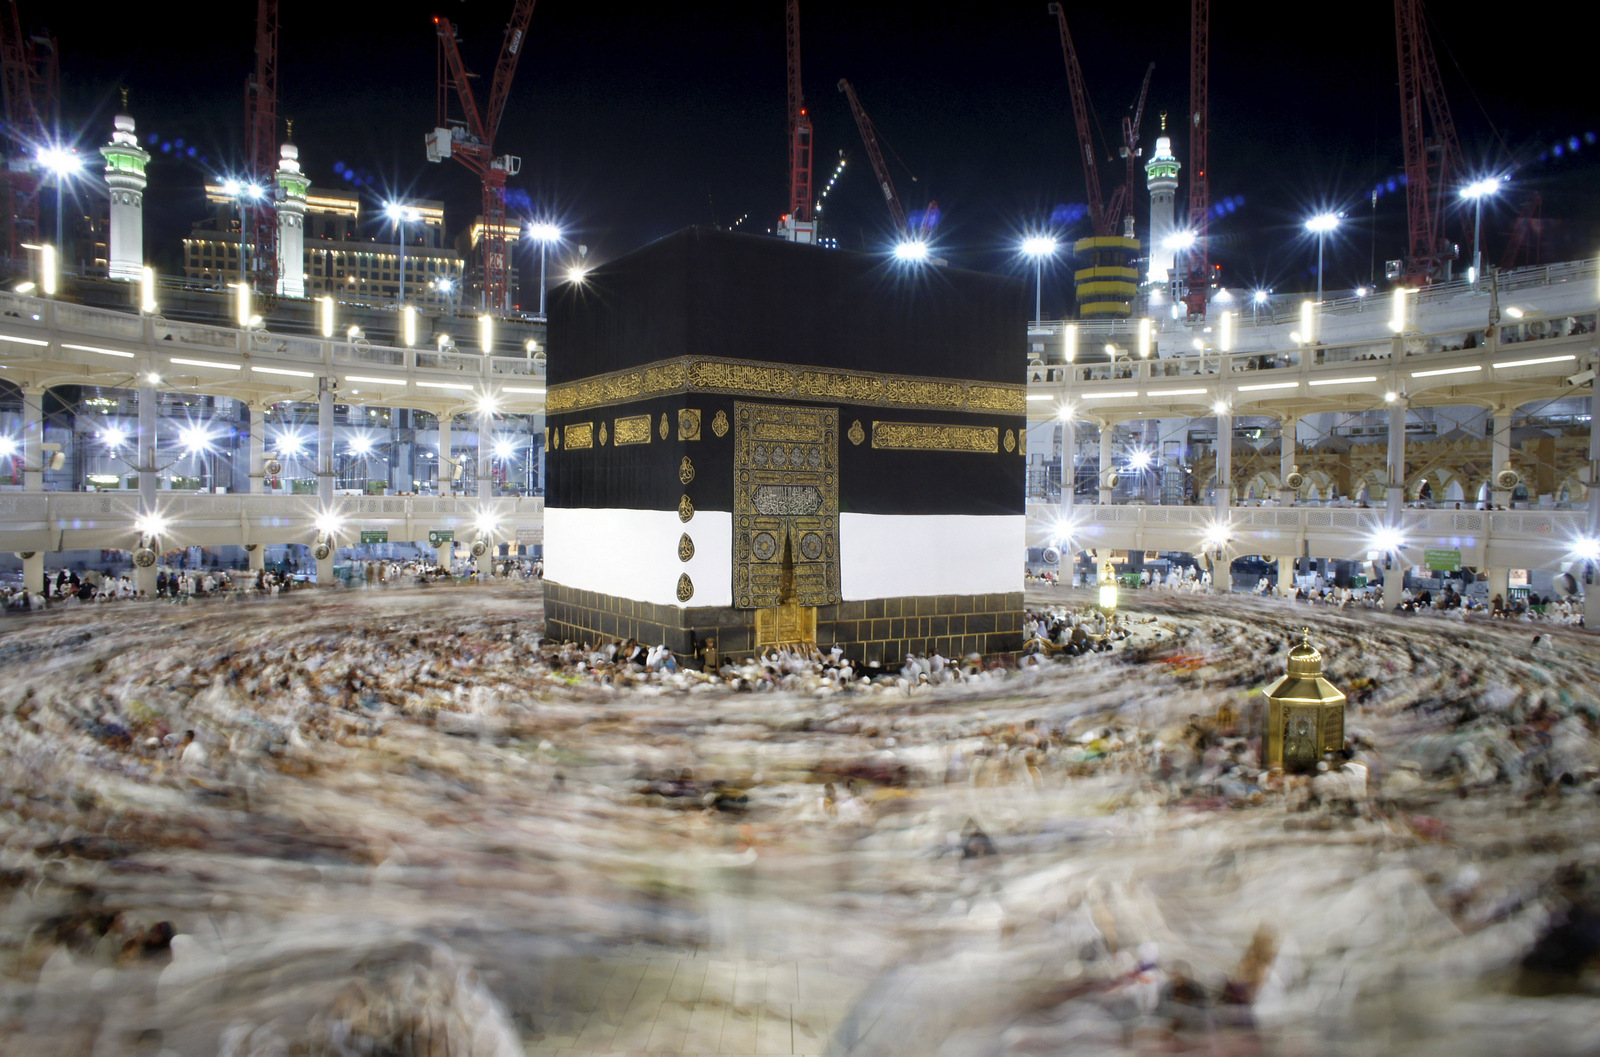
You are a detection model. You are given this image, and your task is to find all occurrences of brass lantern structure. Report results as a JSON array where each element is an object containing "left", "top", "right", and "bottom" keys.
[
  {"left": 1262, "top": 629, "right": 1346, "bottom": 772},
  {"left": 1097, "top": 560, "right": 1119, "bottom": 614}
]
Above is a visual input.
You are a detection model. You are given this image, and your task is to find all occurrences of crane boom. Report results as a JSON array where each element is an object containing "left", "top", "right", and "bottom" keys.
[
  {"left": 780, "top": 0, "right": 814, "bottom": 240},
  {"left": 0, "top": 1, "right": 56, "bottom": 258},
  {"left": 1047, "top": 2, "right": 1106, "bottom": 238},
  {"left": 1394, "top": 0, "right": 1466, "bottom": 284},
  {"left": 430, "top": 0, "right": 537, "bottom": 313},
  {"left": 244, "top": 0, "right": 279, "bottom": 295},
  {"left": 837, "top": 79, "right": 909, "bottom": 238},
  {"left": 1184, "top": 0, "right": 1209, "bottom": 318}
]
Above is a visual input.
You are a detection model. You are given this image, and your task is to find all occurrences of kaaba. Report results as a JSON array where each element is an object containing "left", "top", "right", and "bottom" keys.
[{"left": 542, "top": 226, "right": 1027, "bottom": 665}]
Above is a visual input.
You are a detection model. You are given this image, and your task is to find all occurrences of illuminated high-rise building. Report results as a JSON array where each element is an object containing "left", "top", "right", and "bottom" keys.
[{"left": 1144, "top": 127, "right": 1181, "bottom": 286}]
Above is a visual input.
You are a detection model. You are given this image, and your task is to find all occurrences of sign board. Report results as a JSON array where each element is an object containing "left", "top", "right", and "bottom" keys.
[
  {"left": 1424, "top": 548, "right": 1461, "bottom": 572},
  {"left": 359, "top": 529, "right": 388, "bottom": 544},
  {"left": 427, "top": 529, "right": 454, "bottom": 547},
  {"left": 515, "top": 527, "right": 543, "bottom": 545},
  {"left": 1509, "top": 569, "right": 1529, "bottom": 587},
  {"left": 1350, "top": 575, "right": 1368, "bottom": 589}
]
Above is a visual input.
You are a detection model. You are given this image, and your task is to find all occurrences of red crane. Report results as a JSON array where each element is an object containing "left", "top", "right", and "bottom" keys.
[
  {"left": 778, "top": 0, "right": 814, "bottom": 242},
  {"left": 1046, "top": 3, "right": 1108, "bottom": 239},
  {"left": 428, "top": 0, "right": 538, "bottom": 312},
  {"left": 1104, "top": 62, "right": 1155, "bottom": 239},
  {"left": 1183, "top": 0, "right": 1210, "bottom": 319},
  {"left": 244, "top": 0, "right": 279, "bottom": 295},
  {"left": 1393, "top": 0, "right": 1466, "bottom": 285},
  {"left": 0, "top": 0, "right": 57, "bottom": 259},
  {"left": 837, "top": 78, "right": 917, "bottom": 241}
]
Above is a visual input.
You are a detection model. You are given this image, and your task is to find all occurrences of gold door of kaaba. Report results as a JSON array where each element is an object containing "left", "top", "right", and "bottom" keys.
[{"left": 734, "top": 402, "right": 839, "bottom": 646}]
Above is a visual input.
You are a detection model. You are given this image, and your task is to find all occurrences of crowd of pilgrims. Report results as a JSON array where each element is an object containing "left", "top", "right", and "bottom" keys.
[
  {"left": 0, "top": 588, "right": 1597, "bottom": 1054},
  {"left": 3, "top": 557, "right": 545, "bottom": 614}
]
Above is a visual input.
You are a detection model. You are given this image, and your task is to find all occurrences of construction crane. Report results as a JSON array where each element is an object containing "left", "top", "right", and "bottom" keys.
[
  {"left": 1105, "top": 62, "right": 1154, "bottom": 239},
  {"left": 0, "top": 0, "right": 57, "bottom": 259},
  {"left": 1046, "top": 3, "right": 1109, "bottom": 239},
  {"left": 427, "top": 0, "right": 538, "bottom": 312},
  {"left": 1183, "top": 0, "right": 1210, "bottom": 319},
  {"left": 244, "top": 0, "right": 279, "bottom": 295},
  {"left": 777, "top": 0, "right": 814, "bottom": 243},
  {"left": 1393, "top": 0, "right": 1466, "bottom": 285},
  {"left": 836, "top": 78, "right": 934, "bottom": 244}
]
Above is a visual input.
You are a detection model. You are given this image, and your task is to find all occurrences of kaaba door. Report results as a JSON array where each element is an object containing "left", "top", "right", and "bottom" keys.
[{"left": 733, "top": 402, "right": 839, "bottom": 645}]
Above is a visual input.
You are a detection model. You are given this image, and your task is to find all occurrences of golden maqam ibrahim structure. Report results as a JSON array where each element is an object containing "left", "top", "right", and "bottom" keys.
[{"left": 1262, "top": 629, "right": 1347, "bottom": 772}]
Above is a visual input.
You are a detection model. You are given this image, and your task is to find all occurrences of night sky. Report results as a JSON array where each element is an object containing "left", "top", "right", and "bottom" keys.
[{"left": 44, "top": 1, "right": 1600, "bottom": 316}]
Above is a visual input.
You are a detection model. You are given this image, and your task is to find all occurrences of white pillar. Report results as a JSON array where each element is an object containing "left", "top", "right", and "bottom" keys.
[
  {"left": 22, "top": 552, "right": 44, "bottom": 596},
  {"left": 316, "top": 550, "right": 335, "bottom": 586},
  {"left": 248, "top": 544, "right": 265, "bottom": 572},
  {"left": 1487, "top": 567, "right": 1509, "bottom": 606},
  {"left": 438, "top": 414, "right": 453, "bottom": 496},
  {"left": 248, "top": 402, "right": 266, "bottom": 495},
  {"left": 1279, "top": 414, "right": 1298, "bottom": 505},
  {"left": 317, "top": 384, "right": 334, "bottom": 505},
  {"left": 99, "top": 111, "right": 149, "bottom": 283},
  {"left": 1491, "top": 406, "right": 1513, "bottom": 508},
  {"left": 21, "top": 386, "right": 42, "bottom": 492},
  {"left": 1383, "top": 400, "right": 1407, "bottom": 609},
  {"left": 1060, "top": 416, "right": 1076, "bottom": 517},
  {"left": 1098, "top": 423, "right": 1115, "bottom": 505},
  {"left": 1278, "top": 555, "right": 1295, "bottom": 598},
  {"left": 137, "top": 383, "right": 158, "bottom": 506},
  {"left": 275, "top": 142, "right": 307, "bottom": 298},
  {"left": 435, "top": 541, "right": 453, "bottom": 574},
  {"left": 1215, "top": 410, "right": 1232, "bottom": 517},
  {"left": 477, "top": 415, "right": 492, "bottom": 500},
  {"left": 1586, "top": 384, "right": 1600, "bottom": 628}
]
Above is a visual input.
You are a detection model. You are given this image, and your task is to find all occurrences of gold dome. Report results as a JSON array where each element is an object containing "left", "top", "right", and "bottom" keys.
[{"left": 1285, "top": 628, "right": 1322, "bottom": 678}]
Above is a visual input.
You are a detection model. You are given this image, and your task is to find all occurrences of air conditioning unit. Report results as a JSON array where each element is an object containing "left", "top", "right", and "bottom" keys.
[
  {"left": 470, "top": 538, "right": 490, "bottom": 558},
  {"left": 263, "top": 458, "right": 284, "bottom": 477},
  {"left": 1042, "top": 546, "right": 1061, "bottom": 565},
  {"left": 132, "top": 547, "right": 157, "bottom": 568},
  {"left": 1285, "top": 467, "right": 1305, "bottom": 491},
  {"left": 1495, "top": 465, "right": 1521, "bottom": 491},
  {"left": 312, "top": 538, "right": 332, "bottom": 562}
]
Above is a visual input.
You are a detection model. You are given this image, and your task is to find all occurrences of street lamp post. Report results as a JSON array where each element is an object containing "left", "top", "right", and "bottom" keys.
[
  {"left": 1305, "top": 213, "right": 1341, "bottom": 305},
  {"left": 1460, "top": 177, "right": 1502, "bottom": 291},
  {"left": 1021, "top": 236, "right": 1058, "bottom": 327},
  {"left": 222, "top": 180, "right": 264, "bottom": 286},
  {"left": 385, "top": 203, "right": 420, "bottom": 306},
  {"left": 526, "top": 222, "right": 562, "bottom": 319},
  {"left": 36, "top": 147, "right": 84, "bottom": 269}
]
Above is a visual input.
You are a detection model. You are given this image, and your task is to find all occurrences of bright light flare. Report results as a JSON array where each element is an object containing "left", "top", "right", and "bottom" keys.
[
  {"left": 1305, "top": 212, "right": 1340, "bottom": 234},
  {"left": 1572, "top": 537, "right": 1600, "bottom": 564},
  {"left": 1202, "top": 524, "right": 1231, "bottom": 552},
  {"left": 1021, "top": 235, "right": 1057, "bottom": 259},
  {"left": 1163, "top": 230, "right": 1196, "bottom": 251},
  {"left": 178, "top": 424, "right": 212, "bottom": 453},
  {"left": 1460, "top": 177, "right": 1503, "bottom": 200},
  {"left": 101, "top": 426, "right": 128, "bottom": 448},
  {"left": 527, "top": 222, "right": 562, "bottom": 242},
  {"left": 566, "top": 266, "right": 587, "bottom": 283},
  {"left": 313, "top": 511, "right": 345, "bottom": 538},
  {"left": 477, "top": 392, "right": 498, "bottom": 417},
  {"left": 134, "top": 512, "right": 167, "bottom": 538},
  {"left": 893, "top": 240, "right": 929, "bottom": 262},
  {"left": 36, "top": 146, "right": 83, "bottom": 177},
  {"left": 492, "top": 438, "right": 515, "bottom": 460},
  {"left": 276, "top": 431, "right": 306, "bottom": 456},
  {"left": 1128, "top": 448, "right": 1154, "bottom": 471},
  {"left": 1056, "top": 401, "right": 1075, "bottom": 422},
  {"left": 1370, "top": 526, "right": 1405, "bottom": 553},
  {"left": 0, "top": 436, "right": 17, "bottom": 458},
  {"left": 348, "top": 435, "right": 373, "bottom": 456},
  {"left": 474, "top": 510, "right": 500, "bottom": 537},
  {"left": 1212, "top": 400, "right": 1229, "bottom": 416},
  {"left": 1253, "top": 289, "right": 1270, "bottom": 304}
]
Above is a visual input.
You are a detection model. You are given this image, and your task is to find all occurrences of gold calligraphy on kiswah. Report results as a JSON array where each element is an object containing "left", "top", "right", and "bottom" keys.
[{"left": 870, "top": 422, "right": 999, "bottom": 453}]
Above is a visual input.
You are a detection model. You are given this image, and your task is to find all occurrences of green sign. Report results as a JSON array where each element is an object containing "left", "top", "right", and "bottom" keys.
[
  {"left": 1424, "top": 548, "right": 1461, "bottom": 572},
  {"left": 360, "top": 529, "right": 388, "bottom": 544},
  {"left": 428, "top": 529, "right": 454, "bottom": 547},
  {"left": 1350, "top": 575, "right": 1368, "bottom": 589}
]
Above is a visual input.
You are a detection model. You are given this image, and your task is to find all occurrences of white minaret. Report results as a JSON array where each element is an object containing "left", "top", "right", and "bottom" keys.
[
  {"left": 275, "top": 138, "right": 308, "bottom": 298},
  {"left": 1144, "top": 117, "right": 1181, "bottom": 286},
  {"left": 99, "top": 101, "right": 149, "bottom": 282}
]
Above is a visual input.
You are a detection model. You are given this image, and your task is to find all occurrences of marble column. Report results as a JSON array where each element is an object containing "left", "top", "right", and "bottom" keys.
[
  {"left": 1279, "top": 414, "right": 1298, "bottom": 505},
  {"left": 1490, "top": 406, "right": 1513, "bottom": 509},
  {"left": 477, "top": 414, "right": 492, "bottom": 500},
  {"left": 1278, "top": 555, "right": 1296, "bottom": 598},
  {"left": 438, "top": 414, "right": 453, "bottom": 497},
  {"left": 137, "top": 383, "right": 158, "bottom": 508},
  {"left": 248, "top": 401, "right": 266, "bottom": 494},
  {"left": 22, "top": 552, "right": 44, "bottom": 596},
  {"left": 317, "top": 385, "right": 334, "bottom": 506},
  {"left": 1060, "top": 416, "right": 1076, "bottom": 519},
  {"left": 21, "top": 386, "right": 42, "bottom": 492},
  {"left": 1383, "top": 400, "right": 1407, "bottom": 609},
  {"left": 1215, "top": 410, "right": 1232, "bottom": 517},
  {"left": 1586, "top": 383, "right": 1600, "bottom": 627},
  {"left": 1098, "top": 423, "right": 1115, "bottom": 505}
]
